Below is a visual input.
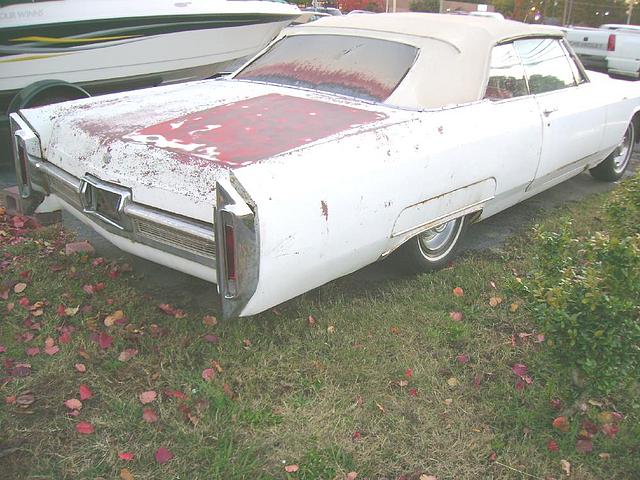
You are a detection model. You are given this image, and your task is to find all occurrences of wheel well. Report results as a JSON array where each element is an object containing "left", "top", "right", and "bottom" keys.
[
  {"left": 7, "top": 80, "right": 89, "bottom": 114},
  {"left": 632, "top": 111, "right": 640, "bottom": 143}
]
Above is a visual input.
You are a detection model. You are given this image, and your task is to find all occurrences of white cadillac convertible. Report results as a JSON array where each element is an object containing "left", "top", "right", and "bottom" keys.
[{"left": 10, "top": 14, "right": 640, "bottom": 318}]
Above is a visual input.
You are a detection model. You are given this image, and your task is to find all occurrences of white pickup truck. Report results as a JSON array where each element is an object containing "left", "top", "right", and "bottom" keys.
[{"left": 565, "top": 24, "right": 640, "bottom": 79}]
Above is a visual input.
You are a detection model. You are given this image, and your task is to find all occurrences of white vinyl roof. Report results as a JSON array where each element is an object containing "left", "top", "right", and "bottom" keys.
[
  {"left": 306, "top": 12, "right": 563, "bottom": 50},
  {"left": 282, "top": 13, "right": 565, "bottom": 108}
]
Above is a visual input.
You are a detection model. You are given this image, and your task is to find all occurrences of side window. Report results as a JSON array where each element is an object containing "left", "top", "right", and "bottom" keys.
[
  {"left": 514, "top": 38, "right": 577, "bottom": 94},
  {"left": 485, "top": 43, "right": 528, "bottom": 100},
  {"left": 561, "top": 40, "right": 588, "bottom": 85}
]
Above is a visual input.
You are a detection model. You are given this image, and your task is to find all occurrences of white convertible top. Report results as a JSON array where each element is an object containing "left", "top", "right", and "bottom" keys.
[
  {"left": 307, "top": 12, "right": 562, "bottom": 50},
  {"left": 283, "top": 13, "right": 565, "bottom": 108}
]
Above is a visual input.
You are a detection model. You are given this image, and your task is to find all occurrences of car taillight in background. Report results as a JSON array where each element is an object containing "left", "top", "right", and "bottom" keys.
[{"left": 608, "top": 34, "right": 616, "bottom": 52}]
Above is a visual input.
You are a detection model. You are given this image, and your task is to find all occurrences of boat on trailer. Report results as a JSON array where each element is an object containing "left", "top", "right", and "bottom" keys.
[{"left": 0, "top": 0, "right": 300, "bottom": 133}]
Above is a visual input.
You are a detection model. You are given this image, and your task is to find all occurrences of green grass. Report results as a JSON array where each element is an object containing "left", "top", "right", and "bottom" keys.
[{"left": 0, "top": 190, "right": 639, "bottom": 479}]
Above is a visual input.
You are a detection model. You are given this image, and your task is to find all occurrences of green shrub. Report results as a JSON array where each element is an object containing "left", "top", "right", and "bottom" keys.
[
  {"left": 606, "top": 174, "right": 640, "bottom": 237},
  {"left": 524, "top": 174, "right": 640, "bottom": 395}
]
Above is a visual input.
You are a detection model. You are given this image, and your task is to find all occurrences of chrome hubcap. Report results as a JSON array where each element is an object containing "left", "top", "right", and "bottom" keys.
[
  {"left": 612, "top": 125, "right": 634, "bottom": 174},
  {"left": 418, "top": 219, "right": 459, "bottom": 259}
]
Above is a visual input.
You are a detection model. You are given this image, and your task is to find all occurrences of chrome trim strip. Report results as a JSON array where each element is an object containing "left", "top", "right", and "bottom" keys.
[
  {"left": 391, "top": 196, "right": 493, "bottom": 238},
  {"left": 34, "top": 159, "right": 82, "bottom": 194},
  {"left": 124, "top": 203, "right": 213, "bottom": 241}
]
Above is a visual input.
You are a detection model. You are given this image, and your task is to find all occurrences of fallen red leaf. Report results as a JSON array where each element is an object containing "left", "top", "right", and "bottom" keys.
[
  {"left": 449, "top": 311, "right": 463, "bottom": 321},
  {"left": 75, "top": 421, "right": 94, "bottom": 434},
  {"left": 456, "top": 354, "right": 470, "bottom": 364},
  {"left": 453, "top": 287, "right": 464, "bottom": 297},
  {"left": 284, "top": 464, "right": 299, "bottom": 473},
  {"left": 576, "top": 439, "right": 593, "bottom": 454},
  {"left": 352, "top": 431, "right": 361, "bottom": 441},
  {"left": 163, "top": 390, "right": 187, "bottom": 400},
  {"left": 43, "top": 338, "right": 59, "bottom": 356},
  {"left": 511, "top": 363, "right": 528, "bottom": 377},
  {"left": 550, "top": 398, "right": 563, "bottom": 410},
  {"left": 601, "top": 423, "right": 619, "bottom": 439},
  {"left": 203, "top": 334, "right": 220, "bottom": 344},
  {"left": 16, "top": 392, "right": 35, "bottom": 406},
  {"left": 98, "top": 332, "right": 113, "bottom": 349},
  {"left": 142, "top": 408, "right": 159, "bottom": 423},
  {"left": 64, "top": 398, "right": 82, "bottom": 410},
  {"left": 582, "top": 420, "right": 599, "bottom": 435},
  {"left": 25, "top": 347, "right": 40, "bottom": 357},
  {"left": 0, "top": 344, "right": 5, "bottom": 354},
  {"left": 139, "top": 390, "right": 157, "bottom": 404},
  {"left": 18, "top": 297, "right": 30, "bottom": 307},
  {"left": 58, "top": 331, "right": 72, "bottom": 344},
  {"left": 158, "top": 303, "right": 186, "bottom": 318},
  {"left": 154, "top": 446, "right": 173, "bottom": 464},
  {"left": 487, "top": 451, "right": 497, "bottom": 462},
  {"left": 117, "top": 349, "right": 138, "bottom": 362},
  {"left": 552, "top": 416, "right": 570, "bottom": 433},
  {"left": 307, "top": 315, "right": 317, "bottom": 326},
  {"left": 10, "top": 363, "right": 32, "bottom": 377},
  {"left": 5, "top": 395, "right": 16, "bottom": 404},
  {"left": 79, "top": 384, "right": 93, "bottom": 401},
  {"left": 346, "top": 473, "right": 358, "bottom": 480},
  {"left": 223, "top": 383, "right": 235, "bottom": 400},
  {"left": 547, "top": 439, "right": 559, "bottom": 452},
  {"left": 404, "top": 368, "right": 413, "bottom": 378},
  {"left": 202, "top": 315, "right": 217, "bottom": 326},
  {"left": 56, "top": 304, "right": 67, "bottom": 317},
  {"left": 409, "top": 388, "right": 418, "bottom": 397},
  {"left": 118, "top": 452, "right": 135, "bottom": 461},
  {"left": 202, "top": 368, "right": 216, "bottom": 381}
]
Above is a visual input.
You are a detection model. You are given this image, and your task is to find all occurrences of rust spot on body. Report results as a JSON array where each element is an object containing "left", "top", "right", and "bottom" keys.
[
  {"left": 321, "top": 200, "right": 329, "bottom": 221},
  {"left": 123, "top": 94, "right": 385, "bottom": 168}
]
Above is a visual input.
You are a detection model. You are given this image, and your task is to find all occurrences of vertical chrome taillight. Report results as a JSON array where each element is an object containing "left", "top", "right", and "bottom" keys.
[{"left": 214, "top": 176, "right": 259, "bottom": 319}]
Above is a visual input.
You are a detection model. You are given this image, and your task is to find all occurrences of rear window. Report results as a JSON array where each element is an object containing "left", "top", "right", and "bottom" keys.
[{"left": 234, "top": 34, "right": 418, "bottom": 102}]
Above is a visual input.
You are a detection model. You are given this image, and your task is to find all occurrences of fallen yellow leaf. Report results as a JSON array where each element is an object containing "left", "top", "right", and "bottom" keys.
[
  {"left": 120, "top": 468, "right": 135, "bottom": 480},
  {"left": 489, "top": 296, "right": 503, "bottom": 307},
  {"left": 447, "top": 377, "right": 459, "bottom": 387}
]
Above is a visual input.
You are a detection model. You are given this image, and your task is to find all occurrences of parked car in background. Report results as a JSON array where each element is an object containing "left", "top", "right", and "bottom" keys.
[
  {"left": 565, "top": 24, "right": 640, "bottom": 79},
  {"left": 303, "top": 6, "right": 342, "bottom": 16},
  {"left": 10, "top": 13, "right": 640, "bottom": 318}
]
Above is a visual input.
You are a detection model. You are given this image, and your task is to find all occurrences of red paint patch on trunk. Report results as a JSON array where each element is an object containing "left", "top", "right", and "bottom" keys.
[{"left": 124, "top": 94, "right": 384, "bottom": 168}]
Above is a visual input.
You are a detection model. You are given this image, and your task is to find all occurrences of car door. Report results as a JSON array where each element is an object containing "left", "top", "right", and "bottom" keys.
[
  {"left": 515, "top": 38, "right": 607, "bottom": 192},
  {"left": 476, "top": 42, "right": 543, "bottom": 218}
]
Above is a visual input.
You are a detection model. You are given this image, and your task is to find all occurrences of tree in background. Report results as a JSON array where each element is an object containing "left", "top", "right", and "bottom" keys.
[
  {"left": 340, "top": 0, "right": 384, "bottom": 11},
  {"left": 409, "top": 0, "right": 439, "bottom": 12},
  {"left": 488, "top": 0, "right": 640, "bottom": 26}
]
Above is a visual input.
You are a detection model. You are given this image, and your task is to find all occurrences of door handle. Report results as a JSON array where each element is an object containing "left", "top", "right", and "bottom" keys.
[{"left": 543, "top": 107, "right": 558, "bottom": 117}]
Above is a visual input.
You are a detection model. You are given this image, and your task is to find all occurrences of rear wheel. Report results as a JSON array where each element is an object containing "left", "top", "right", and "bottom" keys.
[
  {"left": 394, "top": 216, "right": 468, "bottom": 274},
  {"left": 590, "top": 122, "right": 634, "bottom": 182}
]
